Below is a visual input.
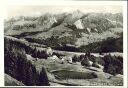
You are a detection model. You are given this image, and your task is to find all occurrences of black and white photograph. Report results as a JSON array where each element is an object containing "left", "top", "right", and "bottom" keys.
[{"left": 3, "top": 1, "right": 127, "bottom": 87}]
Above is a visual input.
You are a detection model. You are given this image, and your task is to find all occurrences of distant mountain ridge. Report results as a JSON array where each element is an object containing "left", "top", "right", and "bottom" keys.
[
  {"left": 4, "top": 11, "right": 123, "bottom": 51},
  {"left": 5, "top": 11, "right": 123, "bottom": 33}
]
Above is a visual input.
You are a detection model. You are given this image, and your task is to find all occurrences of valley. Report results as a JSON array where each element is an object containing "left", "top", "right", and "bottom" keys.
[{"left": 4, "top": 11, "right": 123, "bottom": 86}]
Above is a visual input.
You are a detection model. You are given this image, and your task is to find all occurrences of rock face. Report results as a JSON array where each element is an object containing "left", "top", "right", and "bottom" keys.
[
  {"left": 38, "top": 14, "right": 57, "bottom": 29},
  {"left": 12, "top": 21, "right": 37, "bottom": 30},
  {"left": 86, "top": 27, "right": 91, "bottom": 33},
  {"left": 64, "top": 10, "right": 84, "bottom": 24},
  {"left": 74, "top": 19, "right": 84, "bottom": 29}
]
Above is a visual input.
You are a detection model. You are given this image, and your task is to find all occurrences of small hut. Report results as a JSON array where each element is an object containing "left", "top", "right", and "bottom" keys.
[{"left": 45, "top": 47, "right": 53, "bottom": 56}]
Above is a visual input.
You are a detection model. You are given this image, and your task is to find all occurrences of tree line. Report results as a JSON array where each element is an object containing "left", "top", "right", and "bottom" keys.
[{"left": 4, "top": 37, "right": 49, "bottom": 86}]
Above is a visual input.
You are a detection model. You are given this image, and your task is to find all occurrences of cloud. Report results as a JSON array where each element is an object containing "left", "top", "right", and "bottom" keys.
[{"left": 7, "top": 5, "right": 122, "bottom": 18}]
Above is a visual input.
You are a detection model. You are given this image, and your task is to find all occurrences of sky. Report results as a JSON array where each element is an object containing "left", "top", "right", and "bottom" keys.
[{"left": 6, "top": 5, "right": 122, "bottom": 18}]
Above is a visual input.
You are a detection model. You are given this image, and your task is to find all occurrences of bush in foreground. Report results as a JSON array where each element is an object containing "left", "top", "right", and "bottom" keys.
[{"left": 103, "top": 54, "right": 123, "bottom": 75}]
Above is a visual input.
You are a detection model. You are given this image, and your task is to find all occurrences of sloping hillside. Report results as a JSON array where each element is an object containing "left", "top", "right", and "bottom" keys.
[
  {"left": 5, "top": 74, "right": 25, "bottom": 86},
  {"left": 4, "top": 37, "right": 50, "bottom": 86},
  {"left": 4, "top": 36, "right": 123, "bottom": 86}
]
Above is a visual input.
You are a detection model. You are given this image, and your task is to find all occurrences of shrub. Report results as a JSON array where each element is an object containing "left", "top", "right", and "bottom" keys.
[
  {"left": 102, "top": 54, "right": 123, "bottom": 75},
  {"left": 81, "top": 58, "right": 91, "bottom": 67},
  {"left": 72, "top": 55, "right": 78, "bottom": 63}
]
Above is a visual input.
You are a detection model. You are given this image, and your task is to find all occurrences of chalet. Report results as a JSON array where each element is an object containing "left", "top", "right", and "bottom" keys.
[{"left": 45, "top": 47, "right": 53, "bottom": 56}]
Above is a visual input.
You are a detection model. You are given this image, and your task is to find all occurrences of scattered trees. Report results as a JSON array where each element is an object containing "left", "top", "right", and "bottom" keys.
[{"left": 81, "top": 57, "right": 91, "bottom": 67}]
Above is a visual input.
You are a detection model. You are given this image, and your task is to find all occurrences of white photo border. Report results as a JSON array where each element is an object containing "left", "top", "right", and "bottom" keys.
[{"left": 0, "top": 0, "right": 127, "bottom": 87}]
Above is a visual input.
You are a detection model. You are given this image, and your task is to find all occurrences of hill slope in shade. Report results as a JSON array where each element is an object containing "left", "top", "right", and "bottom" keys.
[{"left": 5, "top": 74, "right": 25, "bottom": 86}]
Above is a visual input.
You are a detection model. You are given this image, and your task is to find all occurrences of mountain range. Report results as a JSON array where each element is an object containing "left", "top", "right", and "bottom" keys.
[{"left": 4, "top": 10, "right": 123, "bottom": 52}]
